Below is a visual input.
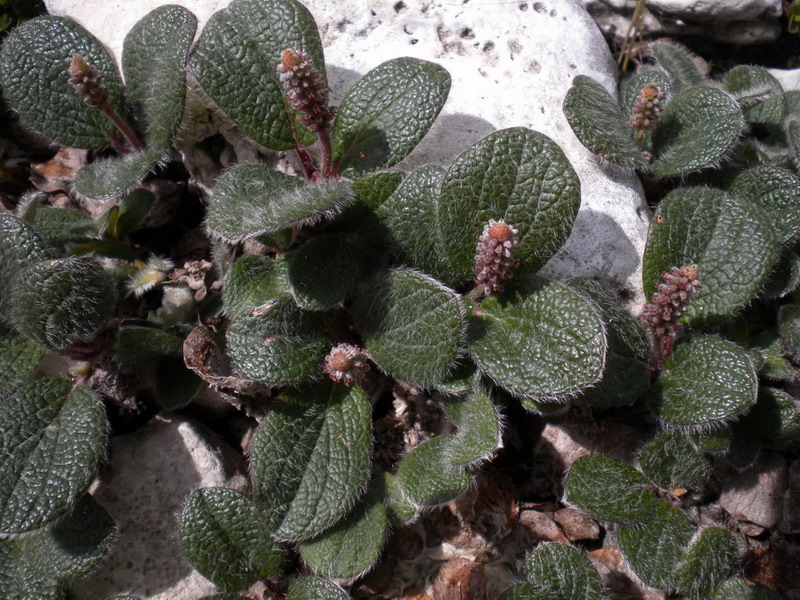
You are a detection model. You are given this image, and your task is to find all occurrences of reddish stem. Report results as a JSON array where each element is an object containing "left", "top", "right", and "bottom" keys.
[
  {"left": 319, "top": 129, "right": 335, "bottom": 178},
  {"left": 100, "top": 101, "right": 143, "bottom": 153}
]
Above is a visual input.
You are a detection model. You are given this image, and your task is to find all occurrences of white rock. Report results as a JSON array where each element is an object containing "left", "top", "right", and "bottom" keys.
[
  {"left": 719, "top": 451, "right": 788, "bottom": 529},
  {"left": 69, "top": 416, "right": 248, "bottom": 600},
  {"left": 769, "top": 67, "right": 800, "bottom": 92},
  {"left": 45, "top": 0, "right": 650, "bottom": 305},
  {"left": 645, "top": 0, "right": 782, "bottom": 21}
]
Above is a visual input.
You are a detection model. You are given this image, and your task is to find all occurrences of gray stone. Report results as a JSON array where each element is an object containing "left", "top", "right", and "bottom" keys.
[
  {"left": 645, "top": 0, "right": 782, "bottom": 22},
  {"left": 769, "top": 68, "right": 800, "bottom": 92},
  {"left": 45, "top": 0, "right": 651, "bottom": 308},
  {"left": 719, "top": 451, "right": 788, "bottom": 529},
  {"left": 69, "top": 416, "right": 248, "bottom": 600}
]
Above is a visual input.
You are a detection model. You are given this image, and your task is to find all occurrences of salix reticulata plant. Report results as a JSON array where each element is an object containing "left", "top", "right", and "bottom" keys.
[{"left": 0, "top": 3, "right": 798, "bottom": 599}]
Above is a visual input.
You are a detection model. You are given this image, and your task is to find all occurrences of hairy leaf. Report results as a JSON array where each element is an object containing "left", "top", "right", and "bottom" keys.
[
  {"left": 299, "top": 496, "right": 388, "bottom": 579},
  {"left": 0, "top": 16, "right": 124, "bottom": 147},
  {"left": 565, "top": 453, "right": 657, "bottom": 524},
  {"left": 205, "top": 164, "right": 354, "bottom": 243},
  {"left": 438, "top": 127, "right": 581, "bottom": 283},
  {"left": 648, "top": 41, "right": 705, "bottom": 91},
  {"left": 639, "top": 432, "right": 712, "bottom": 491},
  {"left": 122, "top": 5, "right": 197, "bottom": 150},
  {"left": 712, "top": 578, "right": 783, "bottom": 599},
  {"left": 441, "top": 388, "right": 501, "bottom": 466},
  {"left": 469, "top": 276, "right": 606, "bottom": 401},
  {"left": 658, "top": 336, "right": 758, "bottom": 429},
  {"left": 226, "top": 297, "right": 331, "bottom": 386},
  {"left": 189, "top": 0, "right": 324, "bottom": 150},
  {"left": 617, "top": 499, "right": 693, "bottom": 590},
  {"left": 652, "top": 87, "right": 745, "bottom": 177},
  {"left": 250, "top": 383, "right": 372, "bottom": 541},
  {"left": 0, "top": 334, "right": 44, "bottom": 398},
  {"left": 0, "top": 539, "right": 61, "bottom": 600},
  {"left": 0, "top": 213, "right": 50, "bottom": 317},
  {"left": 287, "top": 576, "right": 350, "bottom": 600},
  {"left": 563, "top": 75, "right": 645, "bottom": 170},
  {"left": 333, "top": 57, "right": 450, "bottom": 177},
  {"left": 72, "top": 150, "right": 162, "bottom": 202},
  {"left": 0, "top": 380, "right": 106, "bottom": 533},
  {"left": 286, "top": 234, "right": 359, "bottom": 310},
  {"left": 396, "top": 435, "right": 472, "bottom": 507},
  {"left": 179, "top": 487, "right": 282, "bottom": 591},
  {"left": 643, "top": 187, "right": 776, "bottom": 326},
  {"left": 10, "top": 257, "right": 116, "bottom": 351},
  {"left": 351, "top": 268, "right": 464, "bottom": 387},
  {"left": 729, "top": 165, "right": 800, "bottom": 244},
  {"left": 519, "top": 542, "right": 604, "bottom": 600},
  {"left": 723, "top": 65, "right": 785, "bottom": 128},
  {"left": 678, "top": 527, "right": 738, "bottom": 600}
]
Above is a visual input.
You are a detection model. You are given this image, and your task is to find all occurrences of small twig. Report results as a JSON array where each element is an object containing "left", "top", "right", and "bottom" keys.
[{"left": 617, "top": 0, "right": 647, "bottom": 72}]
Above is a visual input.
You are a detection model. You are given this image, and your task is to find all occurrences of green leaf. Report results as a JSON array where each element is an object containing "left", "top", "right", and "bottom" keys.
[
  {"left": 784, "top": 90, "right": 800, "bottom": 169},
  {"left": 0, "top": 16, "right": 124, "bottom": 148},
  {"left": 351, "top": 170, "right": 405, "bottom": 210},
  {"left": 658, "top": 336, "right": 758, "bottom": 430},
  {"left": 223, "top": 254, "right": 290, "bottom": 317},
  {"left": 179, "top": 487, "right": 282, "bottom": 591},
  {"left": 372, "top": 164, "right": 448, "bottom": 279},
  {"left": 712, "top": 578, "right": 783, "bottom": 599},
  {"left": 468, "top": 276, "right": 606, "bottom": 400},
  {"left": 565, "top": 453, "right": 658, "bottom": 524},
  {"left": 72, "top": 150, "right": 162, "bottom": 202},
  {"left": 332, "top": 57, "right": 450, "bottom": 177},
  {"left": 760, "top": 250, "right": 800, "bottom": 299},
  {"left": 723, "top": 66, "right": 785, "bottom": 128},
  {"left": 617, "top": 499, "right": 693, "bottom": 590},
  {"left": 10, "top": 257, "right": 116, "bottom": 351},
  {"left": 441, "top": 388, "right": 501, "bottom": 466},
  {"left": 155, "top": 357, "right": 203, "bottom": 411},
  {"left": 299, "top": 496, "right": 388, "bottom": 580},
  {"left": 651, "top": 87, "right": 745, "bottom": 177},
  {"left": 121, "top": 5, "right": 197, "bottom": 151},
  {"left": 286, "top": 234, "right": 359, "bottom": 310},
  {"left": 226, "top": 297, "right": 331, "bottom": 386},
  {"left": 115, "top": 189, "right": 155, "bottom": 238},
  {"left": 437, "top": 127, "right": 581, "bottom": 283},
  {"left": 115, "top": 325, "right": 183, "bottom": 368},
  {"left": 0, "top": 333, "right": 43, "bottom": 397},
  {"left": 745, "top": 387, "right": 799, "bottom": 440},
  {"left": 620, "top": 69, "right": 673, "bottom": 118},
  {"left": 351, "top": 268, "right": 464, "bottom": 387},
  {"left": 729, "top": 166, "right": 800, "bottom": 244},
  {"left": 567, "top": 278, "right": 649, "bottom": 408},
  {"left": 396, "top": 435, "right": 472, "bottom": 507},
  {"left": 31, "top": 207, "right": 95, "bottom": 249},
  {"left": 562, "top": 75, "right": 645, "bottom": 170},
  {"left": 643, "top": 187, "right": 777, "bottom": 326},
  {"left": 0, "top": 213, "right": 50, "bottom": 317},
  {"left": 21, "top": 493, "right": 117, "bottom": 580},
  {"left": 250, "top": 383, "right": 372, "bottom": 541},
  {"left": 753, "top": 333, "right": 795, "bottom": 381},
  {"left": 287, "top": 576, "right": 350, "bottom": 600},
  {"left": 678, "top": 527, "right": 738, "bottom": 600},
  {"left": 378, "top": 472, "right": 416, "bottom": 524},
  {"left": 779, "top": 304, "right": 800, "bottom": 357},
  {"left": 638, "top": 432, "right": 712, "bottom": 491},
  {"left": 435, "top": 358, "right": 478, "bottom": 396},
  {"left": 189, "top": 0, "right": 324, "bottom": 150},
  {"left": 648, "top": 41, "right": 705, "bottom": 91},
  {"left": 0, "top": 379, "right": 106, "bottom": 534},
  {"left": 0, "top": 539, "right": 62, "bottom": 600},
  {"left": 519, "top": 542, "right": 604, "bottom": 600},
  {"left": 496, "top": 584, "right": 549, "bottom": 600},
  {"left": 205, "top": 164, "right": 354, "bottom": 243}
]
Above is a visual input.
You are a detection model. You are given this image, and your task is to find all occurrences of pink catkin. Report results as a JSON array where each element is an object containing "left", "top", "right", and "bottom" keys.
[
  {"left": 276, "top": 49, "right": 334, "bottom": 134},
  {"left": 629, "top": 83, "right": 666, "bottom": 138},
  {"left": 641, "top": 265, "right": 701, "bottom": 369},
  {"left": 473, "top": 219, "right": 520, "bottom": 295},
  {"left": 323, "top": 343, "right": 370, "bottom": 386}
]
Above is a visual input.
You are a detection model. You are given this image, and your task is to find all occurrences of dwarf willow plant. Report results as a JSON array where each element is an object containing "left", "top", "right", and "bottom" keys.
[{"left": 0, "top": 4, "right": 798, "bottom": 600}]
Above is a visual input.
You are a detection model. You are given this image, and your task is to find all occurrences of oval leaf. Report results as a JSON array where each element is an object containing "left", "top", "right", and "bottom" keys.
[
  {"left": 332, "top": 57, "right": 450, "bottom": 177},
  {"left": 659, "top": 336, "right": 758, "bottom": 430},
  {"left": 189, "top": 0, "right": 324, "bottom": 150},
  {"left": 563, "top": 75, "right": 645, "bottom": 170},
  {"left": 437, "top": 127, "right": 581, "bottom": 283},
  {"left": 396, "top": 435, "right": 472, "bottom": 507},
  {"left": 287, "top": 576, "right": 350, "bottom": 600},
  {"left": 0, "top": 214, "right": 51, "bottom": 317},
  {"left": 729, "top": 165, "right": 800, "bottom": 245},
  {"left": 0, "top": 379, "right": 107, "bottom": 533},
  {"left": 678, "top": 527, "right": 738, "bottom": 600},
  {"left": 205, "top": 164, "right": 354, "bottom": 243},
  {"left": 565, "top": 453, "right": 658, "bottom": 524},
  {"left": 723, "top": 65, "right": 785, "bottom": 128},
  {"left": 286, "top": 234, "right": 359, "bottom": 310},
  {"left": 441, "top": 388, "right": 501, "bottom": 466},
  {"left": 469, "top": 276, "right": 606, "bottom": 401},
  {"left": 519, "top": 542, "right": 604, "bottom": 600},
  {"left": 179, "top": 487, "right": 282, "bottom": 591},
  {"left": 226, "top": 297, "right": 331, "bottom": 386},
  {"left": 638, "top": 432, "right": 712, "bottom": 491},
  {"left": 0, "top": 334, "right": 44, "bottom": 398},
  {"left": 122, "top": 5, "right": 197, "bottom": 150},
  {"left": 72, "top": 150, "right": 162, "bottom": 202},
  {"left": 223, "top": 254, "right": 290, "bottom": 317},
  {"left": 250, "top": 383, "right": 372, "bottom": 541},
  {"left": 643, "top": 187, "right": 777, "bottom": 326},
  {"left": 0, "top": 539, "right": 61, "bottom": 600},
  {"left": 10, "top": 257, "right": 116, "bottom": 351},
  {"left": 298, "top": 496, "right": 388, "bottom": 580},
  {"left": 617, "top": 499, "right": 693, "bottom": 590},
  {"left": 351, "top": 268, "right": 464, "bottom": 387},
  {"left": 652, "top": 87, "right": 745, "bottom": 177},
  {"left": 0, "top": 16, "right": 124, "bottom": 148}
]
